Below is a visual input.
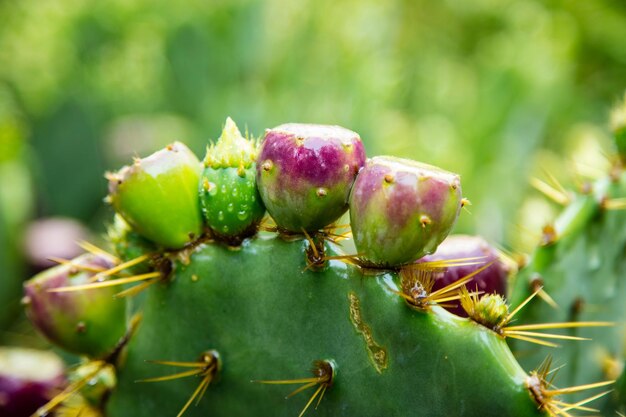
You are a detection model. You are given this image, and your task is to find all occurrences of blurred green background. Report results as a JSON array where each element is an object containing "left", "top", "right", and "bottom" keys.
[{"left": 1, "top": 0, "right": 625, "bottom": 332}]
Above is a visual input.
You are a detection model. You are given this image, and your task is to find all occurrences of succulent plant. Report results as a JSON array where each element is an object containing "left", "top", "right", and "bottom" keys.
[{"left": 23, "top": 114, "right": 625, "bottom": 417}]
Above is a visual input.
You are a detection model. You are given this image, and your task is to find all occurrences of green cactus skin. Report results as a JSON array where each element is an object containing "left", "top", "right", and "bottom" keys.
[
  {"left": 107, "top": 142, "right": 203, "bottom": 250},
  {"left": 107, "top": 237, "right": 545, "bottom": 417},
  {"left": 256, "top": 123, "right": 366, "bottom": 233},
  {"left": 23, "top": 254, "right": 128, "bottom": 358},
  {"left": 349, "top": 156, "right": 463, "bottom": 267},
  {"left": 510, "top": 171, "right": 626, "bottom": 414},
  {"left": 616, "top": 366, "right": 626, "bottom": 413},
  {"left": 200, "top": 118, "right": 265, "bottom": 243},
  {"left": 107, "top": 214, "right": 156, "bottom": 275}
]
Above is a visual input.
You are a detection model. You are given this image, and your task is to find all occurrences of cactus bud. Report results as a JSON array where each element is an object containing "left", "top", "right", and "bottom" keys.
[
  {"left": 463, "top": 293, "right": 509, "bottom": 329},
  {"left": 107, "top": 214, "right": 156, "bottom": 274},
  {"left": 349, "top": 156, "right": 462, "bottom": 267},
  {"left": 419, "top": 235, "right": 511, "bottom": 316},
  {"left": 0, "top": 347, "right": 65, "bottom": 417},
  {"left": 23, "top": 254, "right": 128, "bottom": 358},
  {"left": 200, "top": 118, "right": 265, "bottom": 242},
  {"left": 611, "top": 92, "right": 626, "bottom": 162},
  {"left": 107, "top": 142, "right": 203, "bottom": 249},
  {"left": 257, "top": 123, "right": 366, "bottom": 232},
  {"left": 70, "top": 361, "right": 116, "bottom": 408}
]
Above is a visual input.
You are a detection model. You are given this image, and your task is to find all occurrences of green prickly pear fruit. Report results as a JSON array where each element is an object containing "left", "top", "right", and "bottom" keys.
[
  {"left": 22, "top": 254, "right": 128, "bottom": 358},
  {"left": 200, "top": 117, "right": 265, "bottom": 243},
  {"left": 612, "top": 92, "right": 626, "bottom": 162},
  {"left": 349, "top": 156, "right": 463, "bottom": 267},
  {"left": 419, "top": 235, "right": 512, "bottom": 316},
  {"left": 107, "top": 142, "right": 203, "bottom": 249},
  {"left": 256, "top": 123, "right": 366, "bottom": 233}
]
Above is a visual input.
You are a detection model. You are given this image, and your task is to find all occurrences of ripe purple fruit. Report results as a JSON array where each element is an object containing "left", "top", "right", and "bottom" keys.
[
  {"left": 349, "top": 156, "right": 463, "bottom": 267},
  {"left": 257, "top": 123, "right": 366, "bottom": 233},
  {"left": 419, "top": 235, "right": 512, "bottom": 316}
]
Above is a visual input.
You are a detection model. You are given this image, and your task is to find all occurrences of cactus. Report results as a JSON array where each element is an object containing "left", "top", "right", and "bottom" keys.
[
  {"left": 507, "top": 114, "right": 626, "bottom": 416},
  {"left": 24, "top": 116, "right": 622, "bottom": 417}
]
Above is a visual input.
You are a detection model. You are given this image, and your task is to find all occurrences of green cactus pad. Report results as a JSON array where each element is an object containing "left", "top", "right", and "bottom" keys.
[
  {"left": 200, "top": 118, "right": 265, "bottom": 242},
  {"left": 510, "top": 171, "right": 626, "bottom": 413},
  {"left": 108, "top": 237, "right": 545, "bottom": 417},
  {"left": 107, "top": 142, "right": 203, "bottom": 250}
]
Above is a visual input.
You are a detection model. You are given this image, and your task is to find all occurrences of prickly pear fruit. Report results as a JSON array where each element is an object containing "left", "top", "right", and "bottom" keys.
[
  {"left": 107, "top": 142, "right": 203, "bottom": 249},
  {"left": 419, "top": 235, "right": 511, "bottom": 316},
  {"left": 200, "top": 118, "right": 265, "bottom": 242},
  {"left": 22, "top": 254, "right": 128, "bottom": 358},
  {"left": 349, "top": 156, "right": 463, "bottom": 267},
  {"left": 0, "top": 347, "right": 65, "bottom": 417},
  {"left": 256, "top": 123, "right": 365, "bottom": 232}
]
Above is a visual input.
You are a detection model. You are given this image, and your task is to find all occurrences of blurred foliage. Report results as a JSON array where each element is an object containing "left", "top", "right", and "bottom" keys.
[
  {"left": 0, "top": 0, "right": 625, "bottom": 269},
  {"left": 0, "top": 87, "right": 34, "bottom": 331}
]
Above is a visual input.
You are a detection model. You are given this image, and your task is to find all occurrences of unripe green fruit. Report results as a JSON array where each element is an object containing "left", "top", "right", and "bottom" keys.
[
  {"left": 107, "top": 142, "right": 203, "bottom": 249},
  {"left": 200, "top": 118, "right": 265, "bottom": 242}
]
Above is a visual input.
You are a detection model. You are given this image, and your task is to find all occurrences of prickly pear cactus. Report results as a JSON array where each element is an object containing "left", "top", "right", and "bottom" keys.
[
  {"left": 509, "top": 98, "right": 626, "bottom": 416},
  {"left": 24, "top": 117, "right": 621, "bottom": 417}
]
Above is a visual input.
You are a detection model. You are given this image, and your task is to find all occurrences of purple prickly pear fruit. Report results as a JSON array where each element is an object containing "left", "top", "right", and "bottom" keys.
[
  {"left": 107, "top": 142, "right": 203, "bottom": 249},
  {"left": 23, "top": 254, "right": 128, "bottom": 358},
  {"left": 256, "top": 123, "right": 366, "bottom": 233},
  {"left": 0, "top": 347, "right": 65, "bottom": 417},
  {"left": 420, "top": 234, "right": 512, "bottom": 316},
  {"left": 349, "top": 156, "right": 463, "bottom": 267}
]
